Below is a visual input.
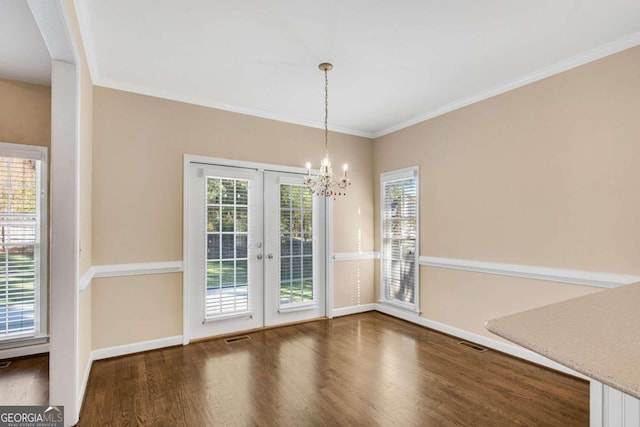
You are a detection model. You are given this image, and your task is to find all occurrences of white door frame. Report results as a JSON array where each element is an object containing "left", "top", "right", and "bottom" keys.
[
  {"left": 31, "top": 1, "right": 81, "bottom": 424},
  {"left": 182, "top": 154, "right": 334, "bottom": 344}
]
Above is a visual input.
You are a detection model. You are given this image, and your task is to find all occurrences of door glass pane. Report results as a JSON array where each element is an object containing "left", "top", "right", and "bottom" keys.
[
  {"left": 279, "top": 184, "right": 314, "bottom": 306},
  {"left": 205, "top": 176, "right": 250, "bottom": 318}
]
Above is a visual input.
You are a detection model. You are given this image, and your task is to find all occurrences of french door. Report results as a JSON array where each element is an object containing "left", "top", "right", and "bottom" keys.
[{"left": 187, "top": 162, "right": 326, "bottom": 340}]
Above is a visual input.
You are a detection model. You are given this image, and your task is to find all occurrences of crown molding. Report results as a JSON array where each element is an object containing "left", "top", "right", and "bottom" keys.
[
  {"left": 28, "top": 0, "right": 75, "bottom": 63},
  {"left": 94, "top": 76, "right": 375, "bottom": 139},
  {"left": 75, "top": 4, "right": 640, "bottom": 141},
  {"left": 73, "top": 0, "right": 101, "bottom": 83},
  {"left": 373, "top": 31, "right": 640, "bottom": 138}
]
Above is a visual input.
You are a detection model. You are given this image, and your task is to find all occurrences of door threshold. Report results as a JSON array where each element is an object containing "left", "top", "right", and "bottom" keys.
[{"left": 190, "top": 316, "right": 328, "bottom": 344}]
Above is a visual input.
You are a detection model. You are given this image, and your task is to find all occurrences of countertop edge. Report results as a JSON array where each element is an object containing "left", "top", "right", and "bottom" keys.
[{"left": 485, "top": 318, "right": 640, "bottom": 400}]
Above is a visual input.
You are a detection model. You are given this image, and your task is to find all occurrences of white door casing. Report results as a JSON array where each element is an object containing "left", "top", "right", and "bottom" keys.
[{"left": 185, "top": 158, "right": 327, "bottom": 341}]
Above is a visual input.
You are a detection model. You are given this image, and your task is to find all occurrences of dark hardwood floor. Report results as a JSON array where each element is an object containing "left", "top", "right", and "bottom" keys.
[
  {"left": 78, "top": 312, "right": 589, "bottom": 426},
  {"left": 0, "top": 353, "right": 48, "bottom": 405}
]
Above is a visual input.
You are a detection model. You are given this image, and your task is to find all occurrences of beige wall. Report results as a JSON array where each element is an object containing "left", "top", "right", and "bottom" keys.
[
  {"left": 78, "top": 286, "right": 92, "bottom": 378},
  {"left": 374, "top": 46, "right": 640, "bottom": 339},
  {"left": 333, "top": 260, "right": 375, "bottom": 308},
  {"left": 78, "top": 69, "right": 93, "bottom": 277},
  {"left": 421, "top": 268, "right": 601, "bottom": 340},
  {"left": 0, "top": 78, "right": 50, "bottom": 147},
  {"left": 0, "top": 78, "right": 53, "bottom": 335},
  {"left": 92, "top": 274, "right": 183, "bottom": 349},
  {"left": 89, "top": 32, "right": 640, "bottom": 356},
  {"left": 91, "top": 87, "right": 374, "bottom": 348}
]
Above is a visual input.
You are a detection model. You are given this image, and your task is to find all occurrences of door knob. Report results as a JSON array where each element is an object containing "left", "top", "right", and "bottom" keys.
[
  {"left": 267, "top": 253, "right": 274, "bottom": 259},
  {"left": 257, "top": 254, "right": 263, "bottom": 260}
]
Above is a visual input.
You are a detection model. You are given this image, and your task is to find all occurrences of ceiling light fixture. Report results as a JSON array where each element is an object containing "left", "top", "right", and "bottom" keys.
[{"left": 304, "top": 62, "right": 350, "bottom": 198}]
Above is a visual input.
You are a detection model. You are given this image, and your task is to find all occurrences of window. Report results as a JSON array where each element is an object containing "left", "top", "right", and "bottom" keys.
[
  {"left": 0, "top": 143, "right": 48, "bottom": 344},
  {"left": 380, "top": 167, "right": 419, "bottom": 311}
]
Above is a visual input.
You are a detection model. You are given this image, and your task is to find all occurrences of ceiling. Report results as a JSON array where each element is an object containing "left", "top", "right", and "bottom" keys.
[
  {"left": 0, "top": 0, "right": 51, "bottom": 85},
  {"left": 79, "top": 1, "right": 640, "bottom": 136}
]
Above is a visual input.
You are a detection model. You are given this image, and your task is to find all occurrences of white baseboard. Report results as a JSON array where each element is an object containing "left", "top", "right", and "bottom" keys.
[
  {"left": 373, "top": 303, "right": 588, "bottom": 380},
  {"left": 332, "top": 303, "right": 376, "bottom": 317},
  {"left": 91, "top": 335, "right": 183, "bottom": 361},
  {"left": 0, "top": 343, "right": 49, "bottom": 360},
  {"left": 76, "top": 335, "right": 183, "bottom": 416},
  {"left": 73, "top": 305, "right": 587, "bottom": 416},
  {"left": 77, "top": 357, "right": 93, "bottom": 412}
]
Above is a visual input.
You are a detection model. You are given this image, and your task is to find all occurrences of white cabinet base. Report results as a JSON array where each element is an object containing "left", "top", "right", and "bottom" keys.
[{"left": 591, "top": 381, "right": 640, "bottom": 427}]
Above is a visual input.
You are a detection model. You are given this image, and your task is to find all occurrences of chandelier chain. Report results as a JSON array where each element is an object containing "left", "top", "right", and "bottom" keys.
[
  {"left": 324, "top": 68, "right": 329, "bottom": 156},
  {"left": 304, "top": 62, "right": 351, "bottom": 198}
]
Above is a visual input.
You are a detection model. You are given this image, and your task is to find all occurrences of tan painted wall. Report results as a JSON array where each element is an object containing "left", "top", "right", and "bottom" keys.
[
  {"left": 92, "top": 87, "right": 374, "bottom": 348},
  {"left": 0, "top": 78, "right": 50, "bottom": 147},
  {"left": 421, "top": 268, "right": 601, "bottom": 340},
  {"left": 0, "top": 78, "right": 52, "bottom": 333},
  {"left": 77, "top": 74, "right": 92, "bottom": 394},
  {"left": 374, "top": 46, "right": 640, "bottom": 340},
  {"left": 91, "top": 274, "right": 183, "bottom": 349},
  {"left": 333, "top": 260, "right": 375, "bottom": 308},
  {"left": 78, "top": 70, "right": 93, "bottom": 277},
  {"left": 78, "top": 286, "right": 92, "bottom": 377}
]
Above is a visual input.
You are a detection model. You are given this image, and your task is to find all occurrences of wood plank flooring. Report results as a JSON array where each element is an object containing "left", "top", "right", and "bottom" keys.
[
  {"left": 78, "top": 312, "right": 589, "bottom": 426},
  {"left": 0, "top": 353, "right": 48, "bottom": 405}
]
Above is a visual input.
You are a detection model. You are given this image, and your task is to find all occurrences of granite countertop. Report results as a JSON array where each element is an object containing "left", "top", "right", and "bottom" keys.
[{"left": 486, "top": 282, "right": 640, "bottom": 399}]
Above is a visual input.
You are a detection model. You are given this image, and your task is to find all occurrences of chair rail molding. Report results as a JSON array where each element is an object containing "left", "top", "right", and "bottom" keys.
[
  {"left": 419, "top": 256, "right": 640, "bottom": 289},
  {"left": 333, "top": 251, "right": 380, "bottom": 261},
  {"left": 78, "top": 261, "right": 184, "bottom": 293}
]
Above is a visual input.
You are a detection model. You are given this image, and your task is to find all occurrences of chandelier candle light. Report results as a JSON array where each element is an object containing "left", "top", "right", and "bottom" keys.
[{"left": 304, "top": 62, "right": 351, "bottom": 197}]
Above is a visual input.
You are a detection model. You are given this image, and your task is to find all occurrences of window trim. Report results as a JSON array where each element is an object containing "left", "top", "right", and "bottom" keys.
[
  {"left": 379, "top": 166, "right": 420, "bottom": 314},
  {"left": 0, "top": 141, "right": 49, "bottom": 344}
]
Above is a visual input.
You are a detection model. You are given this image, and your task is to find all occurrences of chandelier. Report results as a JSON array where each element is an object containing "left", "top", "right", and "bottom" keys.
[{"left": 304, "top": 62, "right": 350, "bottom": 197}]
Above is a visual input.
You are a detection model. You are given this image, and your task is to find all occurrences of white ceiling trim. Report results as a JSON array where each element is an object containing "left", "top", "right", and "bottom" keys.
[
  {"left": 373, "top": 31, "right": 640, "bottom": 139},
  {"left": 73, "top": 0, "right": 98, "bottom": 83},
  {"left": 73, "top": 0, "right": 640, "bottom": 140},
  {"left": 94, "top": 76, "right": 375, "bottom": 138},
  {"left": 95, "top": 30, "right": 640, "bottom": 141},
  {"left": 27, "top": 0, "right": 75, "bottom": 64},
  {"left": 73, "top": 0, "right": 371, "bottom": 138}
]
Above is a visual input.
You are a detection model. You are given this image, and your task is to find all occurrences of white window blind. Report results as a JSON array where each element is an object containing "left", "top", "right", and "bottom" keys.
[
  {"left": 381, "top": 167, "right": 419, "bottom": 310},
  {"left": 279, "top": 183, "right": 314, "bottom": 307},
  {"left": 0, "top": 155, "right": 45, "bottom": 341},
  {"left": 205, "top": 176, "right": 250, "bottom": 319}
]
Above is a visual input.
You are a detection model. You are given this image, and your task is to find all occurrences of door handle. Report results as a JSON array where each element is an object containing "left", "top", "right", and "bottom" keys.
[
  {"left": 257, "top": 254, "right": 263, "bottom": 260},
  {"left": 267, "top": 253, "right": 274, "bottom": 259}
]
